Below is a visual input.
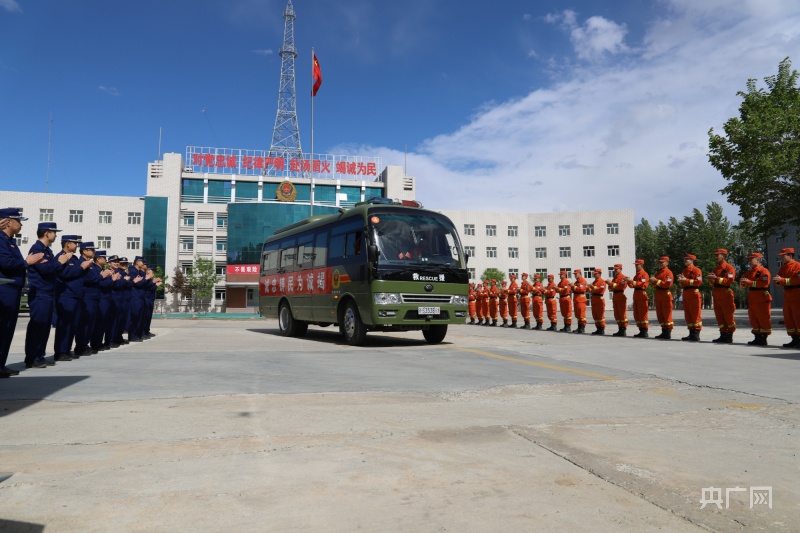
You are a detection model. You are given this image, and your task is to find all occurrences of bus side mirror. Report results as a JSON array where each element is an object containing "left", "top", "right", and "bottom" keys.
[
  {"left": 368, "top": 244, "right": 379, "bottom": 263},
  {"left": 465, "top": 253, "right": 470, "bottom": 265}
]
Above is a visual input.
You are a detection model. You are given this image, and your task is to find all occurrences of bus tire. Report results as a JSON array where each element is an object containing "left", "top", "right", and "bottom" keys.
[
  {"left": 422, "top": 324, "right": 448, "bottom": 344},
  {"left": 278, "top": 301, "right": 300, "bottom": 337},
  {"left": 340, "top": 301, "right": 367, "bottom": 345}
]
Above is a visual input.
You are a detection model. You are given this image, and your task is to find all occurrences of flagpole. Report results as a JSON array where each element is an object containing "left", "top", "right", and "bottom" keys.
[{"left": 310, "top": 47, "right": 315, "bottom": 217}]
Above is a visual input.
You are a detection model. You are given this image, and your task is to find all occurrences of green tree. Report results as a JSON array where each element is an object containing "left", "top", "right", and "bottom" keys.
[
  {"left": 481, "top": 268, "right": 505, "bottom": 283},
  {"left": 165, "top": 267, "right": 192, "bottom": 311},
  {"left": 708, "top": 57, "right": 800, "bottom": 237},
  {"left": 188, "top": 256, "right": 220, "bottom": 312}
]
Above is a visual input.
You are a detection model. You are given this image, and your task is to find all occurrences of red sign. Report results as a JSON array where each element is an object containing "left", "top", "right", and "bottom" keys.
[
  {"left": 190, "top": 153, "right": 377, "bottom": 176},
  {"left": 227, "top": 264, "right": 260, "bottom": 275},
  {"left": 260, "top": 267, "right": 334, "bottom": 297}
]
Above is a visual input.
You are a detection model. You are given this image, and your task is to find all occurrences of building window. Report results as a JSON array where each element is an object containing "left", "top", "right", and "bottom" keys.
[
  {"left": 607, "top": 223, "right": 619, "bottom": 235},
  {"left": 486, "top": 225, "right": 496, "bottom": 237},
  {"left": 508, "top": 268, "right": 519, "bottom": 277},
  {"left": 217, "top": 215, "right": 227, "bottom": 229},
  {"left": 39, "top": 209, "right": 54, "bottom": 222},
  {"left": 127, "top": 237, "right": 141, "bottom": 250},
  {"left": 181, "top": 262, "right": 193, "bottom": 276},
  {"left": 486, "top": 246, "right": 497, "bottom": 258},
  {"left": 216, "top": 239, "right": 227, "bottom": 252},
  {"left": 182, "top": 214, "right": 195, "bottom": 227},
  {"left": 468, "top": 267, "right": 476, "bottom": 280},
  {"left": 535, "top": 268, "right": 547, "bottom": 279},
  {"left": 99, "top": 211, "right": 112, "bottom": 224},
  {"left": 508, "top": 225, "right": 518, "bottom": 237},
  {"left": 608, "top": 245, "right": 620, "bottom": 257},
  {"left": 560, "top": 268, "right": 572, "bottom": 276},
  {"left": 128, "top": 212, "right": 142, "bottom": 225},
  {"left": 97, "top": 236, "right": 111, "bottom": 249},
  {"left": 775, "top": 235, "right": 785, "bottom": 244},
  {"left": 608, "top": 267, "right": 615, "bottom": 277},
  {"left": 69, "top": 209, "right": 83, "bottom": 223},
  {"left": 583, "top": 268, "right": 594, "bottom": 278},
  {"left": 215, "top": 288, "right": 226, "bottom": 302},
  {"left": 465, "top": 246, "right": 476, "bottom": 257},
  {"left": 508, "top": 247, "right": 519, "bottom": 259},
  {"left": 582, "top": 224, "right": 594, "bottom": 236},
  {"left": 181, "top": 238, "right": 194, "bottom": 252},
  {"left": 535, "top": 247, "right": 547, "bottom": 259},
  {"left": 464, "top": 224, "right": 475, "bottom": 236},
  {"left": 215, "top": 264, "right": 226, "bottom": 276},
  {"left": 583, "top": 246, "right": 595, "bottom": 257},
  {"left": 558, "top": 225, "right": 570, "bottom": 236},
  {"left": 559, "top": 247, "right": 571, "bottom": 258},
  {"left": 535, "top": 226, "right": 546, "bottom": 237}
]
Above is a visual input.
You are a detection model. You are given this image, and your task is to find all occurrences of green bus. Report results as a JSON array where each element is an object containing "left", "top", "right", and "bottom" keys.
[{"left": 258, "top": 198, "right": 469, "bottom": 345}]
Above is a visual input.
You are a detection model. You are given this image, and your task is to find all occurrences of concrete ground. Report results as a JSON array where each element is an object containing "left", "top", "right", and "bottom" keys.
[{"left": 0, "top": 310, "right": 798, "bottom": 532}]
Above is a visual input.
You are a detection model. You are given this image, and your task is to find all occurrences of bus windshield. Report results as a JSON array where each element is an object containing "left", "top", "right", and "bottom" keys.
[{"left": 369, "top": 211, "right": 466, "bottom": 269}]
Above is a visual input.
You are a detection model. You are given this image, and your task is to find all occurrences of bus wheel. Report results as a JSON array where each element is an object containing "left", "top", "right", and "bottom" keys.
[
  {"left": 340, "top": 301, "right": 367, "bottom": 345},
  {"left": 422, "top": 324, "right": 448, "bottom": 344},
  {"left": 278, "top": 301, "right": 299, "bottom": 336}
]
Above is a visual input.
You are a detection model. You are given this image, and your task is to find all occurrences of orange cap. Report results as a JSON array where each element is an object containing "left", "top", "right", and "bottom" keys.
[
  {"left": 613, "top": 263, "right": 623, "bottom": 270},
  {"left": 634, "top": 259, "right": 644, "bottom": 265},
  {"left": 659, "top": 256, "right": 669, "bottom": 262},
  {"left": 684, "top": 254, "right": 696, "bottom": 261},
  {"left": 748, "top": 252, "right": 763, "bottom": 259},
  {"left": 712, "top": 248, "right": 728, "bottom": 255},
  {"left": 778, "top": 247, "right": 795, "bottom": 256}
]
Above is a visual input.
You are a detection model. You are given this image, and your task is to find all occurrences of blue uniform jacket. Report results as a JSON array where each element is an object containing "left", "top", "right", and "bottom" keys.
[
  {"left": 27, "top": 240, "right": 63, "bottom": 294},
  {"left": 99, "top": 270, "right": 113, "bottom": 299},
  {"left": 0, "top": 232, "right": 27, "bottom": 287},
  {"left": 129, "top": 266, "right": 146, "bottom": 296},
  {"left": 83, "top": 262, "right": 103, "bottom": 301},
  {"left": 55, "top": 251, "right": 87, "bottom": 299},
  {"left": 111, "top": 268, "right": 127, "bottom": 298}
]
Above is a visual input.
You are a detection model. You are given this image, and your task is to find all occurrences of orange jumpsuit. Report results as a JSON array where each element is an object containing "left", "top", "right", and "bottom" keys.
[
  {"left": 628, "top": 269, "right": 650, "bottom": 331},
  {"left": 588, "top": 276, "right": 606, "bottom": 327},
  {"left": 740, "top": 265, "right": 771, "bottom": 336},
  {"left": 572, "top": 274, "right": 588, "bottom": 326},
  {"left": 680, "top": 265, "right": 703, "bottom": 331},
  {"left": 519, "top": 276, "right": 532, "bottom": 326},
  {"left": 544, "top": 279, "right": 558, "bottom": 325},
  {"left": 557, "top": 277, "right": 573, "bottom": 326},
  {"left": 481, "top": 282, "right": 491, "bottom": 321},
  {"left": 499, "top": 283, "right": 509, "bottom": 325},
  {"left": 775, "top": 259, "right": 800, "bottom": 336},
  {"left": 488, "top": 282, "right": 500, "bottom": 324},
  {"left": 507, "top": 278, "right": 519, "bottom": 325},
  {"left": 608, "top": 273, "right": 628, "bottom": 328},
  {"left": 531, "top": 278, "right": 544, "bottom": 325},
  {"left": 710, "top": 261, "right": 737, "bottom": 333},
  {"left": 476, "top": 285, "right": 485, "bottom": 323},
  {"left": 468, "top": 285, "right": 477, "bottom": 323},
  {"left": 652, "top": 267, "right": 674, "bottom": 331}
]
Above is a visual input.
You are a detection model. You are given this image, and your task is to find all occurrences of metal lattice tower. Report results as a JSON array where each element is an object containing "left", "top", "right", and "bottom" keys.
[{"left": 268, "top": 0, "right": 303, "bottom": 167}]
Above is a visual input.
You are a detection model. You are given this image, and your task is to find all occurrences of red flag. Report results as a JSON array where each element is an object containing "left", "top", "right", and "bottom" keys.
[{"left": 312, "top": 53, "right": 322, "bottom": 97}]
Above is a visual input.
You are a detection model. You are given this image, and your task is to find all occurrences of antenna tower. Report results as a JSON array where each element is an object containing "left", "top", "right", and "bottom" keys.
[{"left": 267, "top": 0, "right": 303, "bottom": 173}]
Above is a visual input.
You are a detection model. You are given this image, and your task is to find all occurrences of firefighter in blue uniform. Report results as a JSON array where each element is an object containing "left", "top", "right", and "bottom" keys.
[
  {"left": 24, "top": 222, "right": 73, "bottom": 368},
  {"left": 142, "top": 263, "right": 159, "bottom": 339},
  {"left": 91, "top": 250, "right": 117, "bottom": 352},
  {"left": 127, "top": 256, "right": 146, "bottom": 341},
  {"left": 75, "top": 241, "right": 102, "bottom": 356},
  {"left": 117, "top": 257, "right": 134, "bottom": 344},
  {"left": 54, "top": 235, "right": 91, "bottom": 361},
  {"left": 107, "top": 255, "right": 126, "bottom": 347},
  {"left": 0, "top": 208, "right": 45, "bottom": 377}
]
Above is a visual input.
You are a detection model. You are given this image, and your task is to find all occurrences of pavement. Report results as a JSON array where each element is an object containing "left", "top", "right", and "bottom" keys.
[{"left": 0, "top": 310, "right": 798, "bottom": 532}]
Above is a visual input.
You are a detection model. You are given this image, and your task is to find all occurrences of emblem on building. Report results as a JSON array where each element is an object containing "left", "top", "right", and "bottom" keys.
[{"left": 276, "top": 180, "right": 297, "bottom": 202}]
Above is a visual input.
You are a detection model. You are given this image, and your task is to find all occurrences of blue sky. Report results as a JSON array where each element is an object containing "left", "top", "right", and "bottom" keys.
[{"left": 1, "top": 0, "right": 799, "bottom": 224}]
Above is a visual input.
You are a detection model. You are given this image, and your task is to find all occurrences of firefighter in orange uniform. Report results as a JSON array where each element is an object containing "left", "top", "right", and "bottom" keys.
[
  {"left": 518, "top": 273, "right": 532, "bottom": 329},
  {"left": 557, "top": 270, "right": 573, "bottom": 332},
  {"left": 499, "top": 280, "right": 509, "bottom": 327},
  {"left": 571, "top": 268, "right": 588, "bottom": 334},
  {"left": 544, "top": 274, "right": 559, "bottom": 331},
  {"left": 707, "top": 248, "right": 737, "bottom": 343},
  {"left": 626, "top": 259, "right": 650, "bottom": 338},
  {"left": 468, "top": 283, "right": 477, "bottom": 325},
  {"left": 606, "top": 264, "right": 628, "bottom": 336},
  {"left": 481, "top": 279, "right": 491, "bottom": 325},
  {"left": 488, "top": 279, "right": 500, "bottom": 326},
  {"left": 739, "top": 252, "right": 771, "bottom": 345},
  {"left": 531, "top": 274, "right": 544, "bottom": 330},
  {"left": 677, "top": 254, "right": 703, "bottom": 342},
  {"left": 588, "top": 268, "right": 606, "bottom": 335},
  {"left": 649, "top": 256, "right": 674, "bottom": 340},
  {"left": 773, "top": 247, "right": 800, "bottom": 348},
  {"left": 507, "top": 273, "right": 519, "bottom": 328}
]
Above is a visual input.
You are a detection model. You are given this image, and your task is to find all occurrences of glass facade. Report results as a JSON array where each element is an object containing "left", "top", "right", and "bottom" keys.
[
  {"left": 236, "top": 181, "right": 258, "bottom": 200},
  {"left": 340, "top": 186, "right": 361, "bottom": 203},
  {"left": 227, "top": 203, "right": 339, "bottom": 265},
  {"left": 315, "top": 184, "right": 336, "bottom": 204},
  {"left": 143, "top": 196, "right": 168, "bottom": 274},
  {"left": 365, "top": 187, "right": 382, "bottom": 200},
  {"left": 208, "top": 180, "right": 231, "bottom": 203},
  {"left": 182, "top": 179, "right": 204, "bottom": 201}
]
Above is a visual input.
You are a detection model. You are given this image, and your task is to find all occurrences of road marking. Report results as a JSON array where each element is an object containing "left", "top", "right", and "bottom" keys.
[
  {"left": 721, "top": 402, "right": 765, "bottom": 410},
  {"left": 446, "top": 345, "right": 620, "bottom": 381}
]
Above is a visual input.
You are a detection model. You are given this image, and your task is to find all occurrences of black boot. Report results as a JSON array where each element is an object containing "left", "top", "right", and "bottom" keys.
[
  {"left": 534, "top": 322, "right": 543, "bottom": 330},
  {"left": 748, "top": 334, "right": 761, "bottom": 345},
  {"left": 591, "top": 327, "right": 605, "bottom": 335},
  {"left": 722, "top": 332, "right": 733, "bottom": 343},
  {"left": 634, "top": 328, "right": 649, "bottom": 338},
  {"left": 782, "top": 335, "right": 799, "bottom": 348},
  {"left": 512, "top": 320, "right": 518, "bottom": 329},
  {"left": 688, "top": 330, "right": 700, "bottom": 342},
  {"left": 659, "top": 329, "right": 671, "bottom": 340},
  {"left": 712, "top": 331, "right": 725, "bottom": 343},
  {"left": 612, "top": 327, "right": 627, "bottom": 337},
  {"left": 492, "top": 320, "right": 498, "bottom": 327},
  {"left": 756, "top": 334, "right": 768, "bottom": 346},
  {"left": 523, "top": 321, "right": 531, "bottom": 330},
  {"left": 574, "top": 325, "right": 584, "bottom": 334},
  {"left": 546, "top": 323, "right": 557, "bottom": 331},
  {"left": 502, "top": 320, "right": 508, "bottom": 328},
  {"left": 469, "top": 318, "right": 475, "bottom": 325},
  {"left": 654, "top": 328, "right": 666, "bottom": 339}
]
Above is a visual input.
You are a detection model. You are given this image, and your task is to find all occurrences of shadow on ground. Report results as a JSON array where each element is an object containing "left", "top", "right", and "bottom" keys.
[
  {"left": 0, "top": 376, "right": 89, "bottom": 417},
  {"left": 247, "top": 327, "right": 448, "bottom": 348}
]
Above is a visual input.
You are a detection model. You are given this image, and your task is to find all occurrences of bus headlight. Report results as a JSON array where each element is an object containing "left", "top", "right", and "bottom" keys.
[
  {"left": 374, "top": 293, "right": 402, "bottom": 305},
  {"left": 453, "top": 295, "right": 468, "bottom": 306}
]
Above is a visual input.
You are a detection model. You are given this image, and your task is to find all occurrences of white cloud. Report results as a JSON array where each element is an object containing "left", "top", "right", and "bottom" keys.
[
  {"left": 546, "top": 9, "right": 629, "bottom": 61},
  {"left": 251, "top": 49, "right": 273, "bottom": 55},
  {"left": 0, "top": 0, "right": 22, "bottom": 12},
  {"left": 99, "top": 86, "right": 120, "bottom": 96},
  {"left": 344, "top": 0, "right": 800, "bottom": 224}
]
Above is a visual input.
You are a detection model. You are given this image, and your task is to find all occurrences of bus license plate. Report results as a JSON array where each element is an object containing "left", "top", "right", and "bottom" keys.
[{"left": 418, "top": 306, "right": 440, "bottom": 316}]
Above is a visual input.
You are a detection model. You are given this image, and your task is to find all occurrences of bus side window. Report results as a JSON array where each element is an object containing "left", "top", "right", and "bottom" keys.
[
  {"left": 297, "top": 232, "right": 314, "bottom": 269},
  {"left": 280, "top": 237, "right": 297, "bottom": 273},
  {"left": 329, "top": 232, "right": 346, "bottom": 263},
  {"left": 345, "top": 231, "right": 362, "bottom": 257},
  {"left": 313, "top": 231, "right": 327, "bottom": 268}
]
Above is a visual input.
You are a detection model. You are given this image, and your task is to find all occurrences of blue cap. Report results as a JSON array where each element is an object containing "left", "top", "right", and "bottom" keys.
[
  {"left": 0, "top": 208, "right": 28, "bottom": 221},
  {"left": 38, "top": 222, "right": 63, "bottom": 232},
  {"left": 119, "top": 257, "right": 129, "bottom": 263},
  {"left": 79, "top": 241, "right": 96, "bottom": 250},
  {"left": 61, "top": 234, "right": 81, "bottom": 244},
  {"left": 133, "top": 256, "right": 144, "bottom": 262},
  {"left": 107, "top": 255, "right": 120, "bottom": 262},
  {"left": 95, "top": 250, "right": 106, "bottom": 257}
]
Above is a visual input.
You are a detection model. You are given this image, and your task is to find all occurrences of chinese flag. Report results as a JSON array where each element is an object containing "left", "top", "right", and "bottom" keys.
[{"left": 312, "top": 53, "right": 322, "bottom": 96}]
